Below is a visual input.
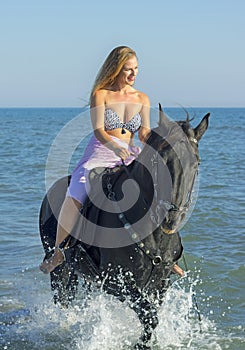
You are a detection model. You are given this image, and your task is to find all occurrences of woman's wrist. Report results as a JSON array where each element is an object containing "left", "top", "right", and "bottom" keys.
[{"left": 106, "top": 141, "right": 119, "bottom": 152}]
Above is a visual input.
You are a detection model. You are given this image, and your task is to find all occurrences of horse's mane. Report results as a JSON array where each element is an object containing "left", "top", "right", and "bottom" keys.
[
  {"left": 175, "top": 119, "right": 191, "bottom": 135},
  {"left": 147, "top": 117, "right": 193, "bottom": 153}
]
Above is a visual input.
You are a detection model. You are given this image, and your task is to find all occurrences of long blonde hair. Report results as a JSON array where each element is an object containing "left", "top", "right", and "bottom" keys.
[{"left": 90, "top": 46, "right": 137, "bottom": 103}]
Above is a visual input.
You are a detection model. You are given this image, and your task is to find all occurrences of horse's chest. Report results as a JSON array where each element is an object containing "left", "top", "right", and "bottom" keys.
[{"left": 100, "top": 246, "right": 153, "bottom": 280}]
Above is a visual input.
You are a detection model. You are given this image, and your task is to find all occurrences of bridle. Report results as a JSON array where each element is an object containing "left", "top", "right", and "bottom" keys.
[
  {"left": 105, "top": 131, "right": 199, "bottom": 267},
  {"left": 149, "top": 132, "right": 199, "bottom": 234}
]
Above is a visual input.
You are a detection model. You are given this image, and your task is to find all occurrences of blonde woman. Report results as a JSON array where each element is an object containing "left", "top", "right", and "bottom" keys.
[{"left": 40, "top": 46, "right": 151, "bottom": 274}]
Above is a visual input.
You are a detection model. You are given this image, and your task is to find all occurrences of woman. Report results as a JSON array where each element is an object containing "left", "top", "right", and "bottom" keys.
[
  {"left": 39, "top": 45, "right": 184, "bottom": 277},
  {"left": 39, "top": 46, "right": 151, "bottom": 274}
]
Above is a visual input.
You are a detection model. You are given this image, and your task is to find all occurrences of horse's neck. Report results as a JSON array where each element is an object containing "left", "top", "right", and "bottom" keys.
[
  {"left": 130, "top": 158, "right": 152, "bottom": 195},
  {"left": 130, "top": 142, "right": 180, "bottom": 208}
]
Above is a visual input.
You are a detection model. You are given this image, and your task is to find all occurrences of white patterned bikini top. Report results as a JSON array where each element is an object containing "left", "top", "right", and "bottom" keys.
[{"left": 104, "top": 108, "right": 142, "bottom": 134}]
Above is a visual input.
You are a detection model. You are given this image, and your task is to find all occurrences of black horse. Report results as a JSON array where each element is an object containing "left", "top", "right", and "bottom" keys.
[{"left": 39, "top": 105, "right": 210, "bottom": 349}]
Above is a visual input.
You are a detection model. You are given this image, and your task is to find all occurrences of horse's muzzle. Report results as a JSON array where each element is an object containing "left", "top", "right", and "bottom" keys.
[
  {"left": 161, "top": 210, "right": 186, "bottom": 234},
  {"left": 160, "top": 227, "right": 176, "bottom": 235}
]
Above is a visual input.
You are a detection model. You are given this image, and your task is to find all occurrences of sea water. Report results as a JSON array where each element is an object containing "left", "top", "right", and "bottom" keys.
[{"left": 0, "top": 107, "right": 244, "bottom": 349}]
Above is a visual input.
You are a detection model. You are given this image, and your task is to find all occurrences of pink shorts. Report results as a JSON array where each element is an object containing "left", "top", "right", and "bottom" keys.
[{"left": 66, "top": 135, "right": 141, "bottom": 204}]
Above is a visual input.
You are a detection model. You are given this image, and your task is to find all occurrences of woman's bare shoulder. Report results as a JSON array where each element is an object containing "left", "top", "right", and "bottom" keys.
[
  {"left": 137, "top": 90, "right": 150, "bottom": 106},
  {"left": 91, "top": 89, "right": 108, "bottom": 107}
]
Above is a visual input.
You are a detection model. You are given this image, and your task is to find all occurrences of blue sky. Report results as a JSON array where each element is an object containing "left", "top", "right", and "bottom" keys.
[{"left": 1, "top": 0, "right": 244, "bottom": 107}]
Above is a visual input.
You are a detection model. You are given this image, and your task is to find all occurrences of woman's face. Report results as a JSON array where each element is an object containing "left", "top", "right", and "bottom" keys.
[{"left": 117, "top": 55, "right": 138, "bottom": 86}]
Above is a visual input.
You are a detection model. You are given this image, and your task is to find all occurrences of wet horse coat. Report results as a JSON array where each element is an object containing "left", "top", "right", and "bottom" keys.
[{"left": 40, "top": 106, "right": 210, "bottom": 349}]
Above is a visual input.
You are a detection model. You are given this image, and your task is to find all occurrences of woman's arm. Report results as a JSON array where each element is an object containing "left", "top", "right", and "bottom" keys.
[{"left": 138, "top": 93, "right": 151, "bottom": 143}]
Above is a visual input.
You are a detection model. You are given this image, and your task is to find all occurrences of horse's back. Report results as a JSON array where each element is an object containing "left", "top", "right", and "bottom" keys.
[{"left": 39, "top": 176, "right": 70, "bottom": 253}]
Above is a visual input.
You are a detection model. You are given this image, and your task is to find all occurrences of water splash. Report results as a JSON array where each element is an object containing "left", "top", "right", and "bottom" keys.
[
  {"left": 154, "top": 278, "right": 223, "bottom": 349},
  {"left": 1, "top": 272, "right": 228, "bottom": 350}
]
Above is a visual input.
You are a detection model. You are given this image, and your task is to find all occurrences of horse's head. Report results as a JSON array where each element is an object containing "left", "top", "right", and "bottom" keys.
[{"left": 148, "top": 104, "right": 210, "bottom": 234}]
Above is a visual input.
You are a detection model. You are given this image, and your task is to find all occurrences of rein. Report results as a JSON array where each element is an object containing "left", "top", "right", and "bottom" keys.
[
  {"left": 106, "top": 166, "right": 167, "bottom": 267},
  {"left": 104, "top": 131, "right": 199, "bottom": 267},
  {"left": 151, "top": 146, "right": 198, "bottom": 233}
]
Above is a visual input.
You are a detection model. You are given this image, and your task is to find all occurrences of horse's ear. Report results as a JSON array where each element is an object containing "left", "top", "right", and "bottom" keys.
[
  {"left": 158, "top": 103, "right": 171, "bottom": 127},
  {"left": 194, "top": 113, "right": 210, "bottom": 141}
]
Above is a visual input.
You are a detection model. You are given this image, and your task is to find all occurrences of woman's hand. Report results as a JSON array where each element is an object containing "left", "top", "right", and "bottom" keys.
[{"left": 112, "top": 146, "right": 131, "bottom": 160}]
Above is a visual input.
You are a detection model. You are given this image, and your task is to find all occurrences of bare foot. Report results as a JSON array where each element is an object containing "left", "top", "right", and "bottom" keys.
[
  {"left": 39, "top": 248, "right": 65, "bottom": 274},
  {"left": 172, "top": 264, "right": 185, "bottom": 277}
]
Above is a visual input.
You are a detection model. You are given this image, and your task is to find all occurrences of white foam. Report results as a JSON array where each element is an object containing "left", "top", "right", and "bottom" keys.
[{"left": 1, "top": 277, "right": 224, "bottom": 350}]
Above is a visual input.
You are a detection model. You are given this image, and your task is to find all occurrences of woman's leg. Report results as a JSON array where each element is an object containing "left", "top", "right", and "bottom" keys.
[
  {"left": 40, "top": 196, "right": 82, "bottom": 274},
  {"left": 55, "top": 196, "right": 82, "bottom": 246}
]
